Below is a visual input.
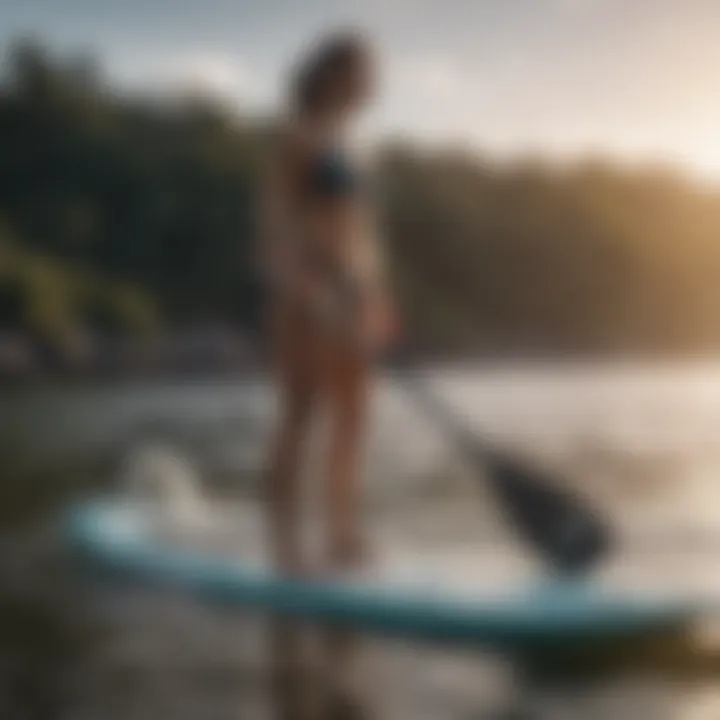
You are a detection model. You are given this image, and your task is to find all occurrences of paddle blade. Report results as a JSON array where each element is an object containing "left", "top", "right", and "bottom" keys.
[
  {"left": 484, "top": 452, "right": 611, "bottom": 573},
  {"left": 390, "top": 367, "right": 612, "bottom": 573}
]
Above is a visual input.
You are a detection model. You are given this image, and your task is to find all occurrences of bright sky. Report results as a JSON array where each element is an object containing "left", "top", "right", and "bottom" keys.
[{"left": 3, "top": 0, "right": 720, "bottom": 178}]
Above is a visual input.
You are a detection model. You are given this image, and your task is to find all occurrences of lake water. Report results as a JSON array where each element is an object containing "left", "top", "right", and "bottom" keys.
[{"left": 4, "top": 363, "right": 720, "bottom": 719}]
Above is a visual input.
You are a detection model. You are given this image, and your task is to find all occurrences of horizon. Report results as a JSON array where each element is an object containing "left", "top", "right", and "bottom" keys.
[{"left": 2, "top": 0, "right": 720, "bottom": 181}]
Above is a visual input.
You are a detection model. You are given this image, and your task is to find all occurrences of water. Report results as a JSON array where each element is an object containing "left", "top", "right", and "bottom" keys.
[{"left": 4, "top": 363, "right": 720, "bottom": 718}]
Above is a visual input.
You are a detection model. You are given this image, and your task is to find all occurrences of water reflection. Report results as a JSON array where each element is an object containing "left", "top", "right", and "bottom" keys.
[{"left": 4, "top": 367, "right": 720, "bottom": 718}]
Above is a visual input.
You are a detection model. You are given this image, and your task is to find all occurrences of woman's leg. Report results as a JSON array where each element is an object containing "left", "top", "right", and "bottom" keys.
[
  {"left": 268, "top": 376, "right": 316, "bottom": 570},
  {"left": 325, "top": 342, "right": 370, "bottom": 568},
  {"left": 267, "top": 302, "right": 320, "bottom": 720},
  {"left": 267, "top": 300, "right": 319, "bottom": 571},
  {"left": 322, "top": 341, "right": 371, "bottom": 716}
]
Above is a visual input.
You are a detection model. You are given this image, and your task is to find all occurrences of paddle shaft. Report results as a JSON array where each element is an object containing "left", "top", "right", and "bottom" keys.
[{"left": 386, "top": 356, "right": 611, "bottom": 574}]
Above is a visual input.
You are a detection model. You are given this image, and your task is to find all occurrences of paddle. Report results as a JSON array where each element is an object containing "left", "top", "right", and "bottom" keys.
[{"left": 386, "top": 349, "right": 612, "bottom": 574}]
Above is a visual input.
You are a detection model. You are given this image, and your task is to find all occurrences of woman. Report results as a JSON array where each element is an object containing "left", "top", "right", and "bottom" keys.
[{"left": 259, "top": 32, "right": 396, "bottom": 718}]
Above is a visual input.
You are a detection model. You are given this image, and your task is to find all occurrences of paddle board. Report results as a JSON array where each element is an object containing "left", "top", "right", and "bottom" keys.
[{"left": 63, "top": 499, "right": 697, "bottom": 652}]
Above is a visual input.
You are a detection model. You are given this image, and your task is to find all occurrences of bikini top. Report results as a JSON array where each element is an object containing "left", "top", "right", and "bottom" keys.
[
  {"left": 306, "top": 146, "right": 363, "bottom": 200},
  {"left": 299, "top": 146, "right": 383, "bottom": 296}
]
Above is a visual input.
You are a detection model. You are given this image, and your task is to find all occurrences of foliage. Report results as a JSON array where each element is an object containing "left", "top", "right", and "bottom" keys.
[{"left": 2, "top": 40, "right": 720, "bottom": 357}]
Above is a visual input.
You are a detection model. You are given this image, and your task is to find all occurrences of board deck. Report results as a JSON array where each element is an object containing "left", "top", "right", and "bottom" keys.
[{"left": 63, "top": 499, "right": 700, "bottom": 651}]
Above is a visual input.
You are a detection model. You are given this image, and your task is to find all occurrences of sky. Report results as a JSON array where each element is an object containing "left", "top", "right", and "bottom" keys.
[{"left": 2, "top": 0, "right": 720, "bottom": 178}]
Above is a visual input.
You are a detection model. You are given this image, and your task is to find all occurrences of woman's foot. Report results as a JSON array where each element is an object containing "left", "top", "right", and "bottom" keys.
[
  {"left": 326, "top": 534, "right": 372, "bottom": 574},
  {"left": 274, "top": 540, "right": 323, "bottom": 580}
]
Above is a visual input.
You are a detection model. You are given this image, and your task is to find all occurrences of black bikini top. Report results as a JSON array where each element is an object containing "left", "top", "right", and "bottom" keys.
[{"left": 307, "top": 147, "right": 362, "bottom": 199}]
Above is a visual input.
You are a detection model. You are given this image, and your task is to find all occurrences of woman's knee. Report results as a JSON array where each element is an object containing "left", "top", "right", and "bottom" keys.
[
  {"left": 282, "top": 375, "right": 319, "bottom": 429},
  {"left": 331, "top": 363, "right": 368, "bottom": 429},
  {"left": 328, "top": 388, "right": 367, "bottom": 462}
]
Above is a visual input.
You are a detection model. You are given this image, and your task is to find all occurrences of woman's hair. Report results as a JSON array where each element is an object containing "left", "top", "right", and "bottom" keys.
[{"left": 291, "top": 32, "right": 369, "bottom": 114}]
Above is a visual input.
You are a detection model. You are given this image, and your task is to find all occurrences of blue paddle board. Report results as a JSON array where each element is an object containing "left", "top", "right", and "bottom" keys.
[{"left": 63, "top": 499, "right": 698, "bottom": 651}]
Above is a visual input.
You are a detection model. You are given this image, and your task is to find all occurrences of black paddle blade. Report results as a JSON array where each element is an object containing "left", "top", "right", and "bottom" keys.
[
  {"left": 484, "top": 452, "right": 612, "bottom": 574},
  {"left": 389, "top": 363, "right": 612, "bottom": 574}
]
